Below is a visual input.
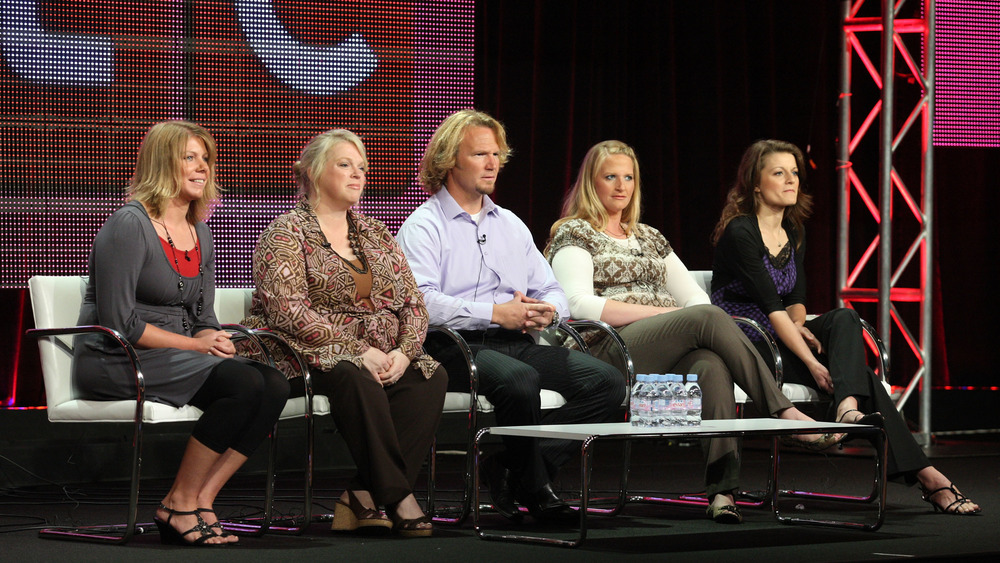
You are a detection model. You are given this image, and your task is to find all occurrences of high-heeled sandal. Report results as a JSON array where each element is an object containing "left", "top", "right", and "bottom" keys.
[
  {"left": 779, "top": 431, "right": 845, "bottom": 451},
  {"left": 154, "top": 503, "right": 224, "bottom": 546},
  {"left": 196, "top": 507, "right": 236, "bottom": 540},
  {"left": 920, "top": 483, "right": 982, "bottom": 515},
  {"left": 837, "top": 409, "right": 884, "bottom": 444},
  {"left": 331, "top": 490, "right": 392, "bottom": 532},
  {"left": 837, "top": 408, "right": 883, "bottom": 427},
  {"left": 388, "top": 510, "right": 433, "bottom": 538}
]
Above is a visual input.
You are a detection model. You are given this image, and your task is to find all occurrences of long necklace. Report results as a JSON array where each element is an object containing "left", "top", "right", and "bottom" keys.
[
  {"left": 151, "top": 217, "right": 204, "bottom": 331},
  {"left": 321, "top": 212, "right": 370, "bottom": 275}
]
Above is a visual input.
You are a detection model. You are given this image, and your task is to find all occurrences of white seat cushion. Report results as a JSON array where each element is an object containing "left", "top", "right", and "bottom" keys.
[
  {"left": 47, "top": 400, "right": 204, "bottom": 423},
  {"left": 734, "top": 381, "right": 892, "bottom": 405},
  {"left": 442, "top": 390, "right": 567, "bottom": 415},
  {"left": 279, "top": 394, "right": 332, "bottom": 419}
]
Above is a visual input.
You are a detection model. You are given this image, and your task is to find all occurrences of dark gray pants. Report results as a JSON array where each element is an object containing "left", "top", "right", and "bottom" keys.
[{"left": 592, "top": 304, "right": 793, "bottom": 499}]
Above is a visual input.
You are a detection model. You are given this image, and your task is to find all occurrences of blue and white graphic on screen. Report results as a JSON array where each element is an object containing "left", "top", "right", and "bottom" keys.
[
  {"left": 1, "top": 0, "right": 114, "bottom": 84},
  {"left": 234, "top": 0, "right": 378, "bottom": 95}
]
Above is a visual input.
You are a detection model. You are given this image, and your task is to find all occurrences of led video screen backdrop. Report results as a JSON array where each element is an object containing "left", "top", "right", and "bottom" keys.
[
  {"left": 934, "top": 0, "right": 1000, "bottom": 147},
  {"left": 0, "top": 0, "right": 474, "bottom": 288}
]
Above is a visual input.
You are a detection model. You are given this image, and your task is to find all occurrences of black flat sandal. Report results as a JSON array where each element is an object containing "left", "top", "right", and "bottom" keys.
[{"left": 706, "top": 503, "right": 743, "bottom": 524}]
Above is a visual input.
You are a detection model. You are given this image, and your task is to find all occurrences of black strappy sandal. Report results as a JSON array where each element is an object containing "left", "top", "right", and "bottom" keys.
[
  {"left": 196, "top": 507, "right": 237, "bottom": 540},
  {"left": 154, "top": 503, "right": 225, "bottom": 546},
  {"left": 920, "top": 483, "right": 982, "bottom": 515},
  {"left": 837, "top": 409, "right": 884, "bottom": 445}
]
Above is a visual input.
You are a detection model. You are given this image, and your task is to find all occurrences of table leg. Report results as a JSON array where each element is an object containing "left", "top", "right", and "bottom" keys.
[
  {"left": 772, "top": 427, "right": 888, "bottom": 530},
  {"left": 474, "top": 430, "right": 594, "bottom": 547}
]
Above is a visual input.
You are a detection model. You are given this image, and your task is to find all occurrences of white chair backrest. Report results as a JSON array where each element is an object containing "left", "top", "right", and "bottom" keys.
[
  {"left": 28, "top": 276, "right": 89, "bottom": 409},
  {"left": 690, "top": 270, "right": 713, "bottom": 296},
  {"left": 28, "top": 278, "right": 255, "bottom": 410},
  {"left": 214, "top": 288, "right": 254, "bottom": 325}
]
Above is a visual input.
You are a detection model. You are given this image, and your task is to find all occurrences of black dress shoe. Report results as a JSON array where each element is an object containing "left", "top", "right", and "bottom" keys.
[
  {"left": 481, "top": 455, "right": 522, "bottom": 522},
  {"left": 515, "top": 483, "right": 577, "bottom": 521}
]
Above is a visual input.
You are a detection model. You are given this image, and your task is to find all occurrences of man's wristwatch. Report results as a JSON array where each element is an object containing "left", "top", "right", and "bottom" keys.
[{"left": 549, "top": 310, "right": 561, "bottom": 329}]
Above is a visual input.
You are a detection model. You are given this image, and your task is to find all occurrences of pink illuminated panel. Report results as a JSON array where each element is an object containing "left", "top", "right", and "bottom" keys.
[
  {"left": 934, "top": 0, "right": 1000, "bottom": 147},
  {"left": 0, "top": 0, "right": 474, "bottom": 288}
]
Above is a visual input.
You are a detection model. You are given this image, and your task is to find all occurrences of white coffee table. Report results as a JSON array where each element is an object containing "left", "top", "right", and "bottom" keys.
[{"left": 473, "top": 419, "right": 887, "bottom": 547}]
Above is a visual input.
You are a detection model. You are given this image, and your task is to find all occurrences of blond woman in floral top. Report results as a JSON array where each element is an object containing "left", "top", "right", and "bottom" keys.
[
  {"left": 243, "top": 130, "right": 445, "bottom": 537},
  {"left": 546, "top": 140, "right": 836, "bottom": 524}
]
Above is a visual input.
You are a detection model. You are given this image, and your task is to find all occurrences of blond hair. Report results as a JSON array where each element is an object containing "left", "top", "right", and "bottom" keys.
[
  {"left": 129, "top": 120, "right": 219, "bottom": 223},
  {"left": 550, "top": 140, "right": 643, "bottom": 240},
  {"left": 293, "top": 129, "right": 368, "bottom": 201},
  {"left": 418, "top": 109, "right": 511, "bottom": 194}
]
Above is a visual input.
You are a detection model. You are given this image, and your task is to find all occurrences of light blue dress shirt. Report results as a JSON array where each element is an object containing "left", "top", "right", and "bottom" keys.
[{"left": 397, "top": 188, "right": 570, "bottom": 330}]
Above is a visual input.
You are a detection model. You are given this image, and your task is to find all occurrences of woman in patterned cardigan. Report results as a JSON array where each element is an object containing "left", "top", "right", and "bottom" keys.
[
  {"left": 243, "top": 129, "right": 446, "bottom": 537},
  {"left": 545, "top": 140, "right": 836, "bottom": 524}
]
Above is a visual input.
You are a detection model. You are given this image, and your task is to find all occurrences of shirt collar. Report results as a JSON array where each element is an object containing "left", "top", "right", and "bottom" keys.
[{"left": 436, "top": 187, "right": 497, "bottom": 220}]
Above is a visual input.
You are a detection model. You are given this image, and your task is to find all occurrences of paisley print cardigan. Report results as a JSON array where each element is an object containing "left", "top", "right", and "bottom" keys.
[{"left": 243, "top": 200, "right": 438, "bottom": 378}]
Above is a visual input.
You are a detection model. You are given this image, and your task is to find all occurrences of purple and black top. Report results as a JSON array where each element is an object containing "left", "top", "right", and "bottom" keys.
[{"left": 710, "top": 215, "right": 807, "bottom": 341}]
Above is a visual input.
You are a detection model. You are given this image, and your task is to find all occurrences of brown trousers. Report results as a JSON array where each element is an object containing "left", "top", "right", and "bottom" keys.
[
  {"left": 592, "top": 304, "right": 792, "bottom": 499},
  {"left": 290, "top": 361, "right": 448, "bottom": 506}
]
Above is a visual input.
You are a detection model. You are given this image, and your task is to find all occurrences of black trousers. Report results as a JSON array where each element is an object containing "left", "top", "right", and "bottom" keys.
[
  {"left": 290, "top": 361, "right": 448, "bottom": 506},
  {"left": 188, "top": 357, "right": 290, "bottom": 457},
  {"left": 426, "top": 328, "right": 626, "bottom": 492},
  {"left": 754, "top": 308, "right": 931, "bottom": 484}
]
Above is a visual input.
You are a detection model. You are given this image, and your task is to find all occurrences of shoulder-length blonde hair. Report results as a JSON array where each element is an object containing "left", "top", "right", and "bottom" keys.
[
  {"left": 129, "top": 120, "right": 220, "bottom": 223},
  {"left": 550, "top": 140, "right": 642, "bottom": 239},
  {"left": 711, "top": 139, "right": 812, "bottom": 247},
  {"left": 419, "top": 109, "right": 511, "bottom": 194},
  {"left": 293, "top": 129, "right": 368, "bottom": 202}
]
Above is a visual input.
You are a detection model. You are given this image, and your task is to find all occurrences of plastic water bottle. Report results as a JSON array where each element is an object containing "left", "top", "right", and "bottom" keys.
[
  {"left": 630, "top": 374, "right": 649, "bottom": 427},
  {"left": 645, "top": 375, "right": 661, "bottom": 427},
  {"left": 651, "top": 375, "right": 670, "bottom": 427},
  {"left": 685, "top": 374, "right": 702, "bottom": 426},
  {"left": 669, "top": 374, "right": 686, "bottom": 427}
]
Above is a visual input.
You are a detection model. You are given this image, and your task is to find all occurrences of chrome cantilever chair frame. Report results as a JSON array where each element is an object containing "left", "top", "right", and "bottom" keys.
[
  {"left": 667, "top": 271, "right": 891, "bottom": 508},
  {"left": 27, "top": 277, "right": 317, "bottom": 543},
  {"left": 426, "top": 320, "right": 634, "bottom": 525},
  {"left": 213, "top": 287, "right": 325, "bottom": 535}
]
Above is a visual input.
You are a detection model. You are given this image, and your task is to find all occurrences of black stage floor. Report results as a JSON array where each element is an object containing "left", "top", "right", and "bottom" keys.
[{"left": 2, "top": 434, "right": 998, "bottom": 562}]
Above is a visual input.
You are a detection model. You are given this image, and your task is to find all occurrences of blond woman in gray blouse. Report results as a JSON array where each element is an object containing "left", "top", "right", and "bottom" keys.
[{"left": 545, "top": 140, "right": 837, "bottom": 524}]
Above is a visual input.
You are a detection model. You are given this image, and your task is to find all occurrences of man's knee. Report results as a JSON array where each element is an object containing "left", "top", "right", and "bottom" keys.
[{"left": 476, "top": 350, "right": 541, "bottom": 401}]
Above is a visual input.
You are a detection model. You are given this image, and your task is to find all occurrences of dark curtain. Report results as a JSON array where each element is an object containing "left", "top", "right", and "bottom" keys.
[{"left": 473, "top": 0, "right": 999, "bottom": 388}]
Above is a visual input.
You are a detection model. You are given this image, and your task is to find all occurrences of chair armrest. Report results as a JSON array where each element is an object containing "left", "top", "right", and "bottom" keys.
[
  {"left": 858, "top": 318, "right": 890, "bottom": 383},
  {"left": 26, "top": 324, "right": 146, "bottom": 411},
  {"left": 730, "top": 316, "right": 785, "bottom": 388},
  {"left": 248, "top": 329, "right": 315, "bottom": 402},
  {"left": 427, "top": 325, "right": 478, "bottom": 395},
  {"left": 222, "top": 323, "right": 276, "bottom": 364},
  {"left": 563, "top": 320, "right": 635, "bottom": 390}
]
